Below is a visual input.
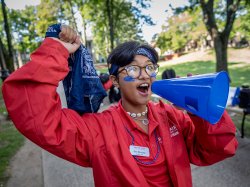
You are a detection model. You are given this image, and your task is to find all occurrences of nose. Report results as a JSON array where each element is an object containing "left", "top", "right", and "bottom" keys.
[{"left": 139, "top": 67, "right": 150, "bottom": 79}]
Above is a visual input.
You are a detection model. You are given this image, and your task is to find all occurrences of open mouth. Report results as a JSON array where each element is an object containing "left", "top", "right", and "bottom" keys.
[{"left": 137, "top": 83, "right": 149, "bottom": 93}]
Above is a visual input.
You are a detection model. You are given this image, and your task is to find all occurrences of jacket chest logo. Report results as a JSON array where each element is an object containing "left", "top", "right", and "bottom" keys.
[{"left": 169, "top": 125, "right": 179, "bottom": 137}]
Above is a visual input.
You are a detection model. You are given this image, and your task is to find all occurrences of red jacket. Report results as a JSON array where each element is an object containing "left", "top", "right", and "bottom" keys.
[
  {"left": 2, "top": 38, "right": 238, "bottom": 187},
  {"left": 103, "top": 79, "right": 113, "bottom": 90}
]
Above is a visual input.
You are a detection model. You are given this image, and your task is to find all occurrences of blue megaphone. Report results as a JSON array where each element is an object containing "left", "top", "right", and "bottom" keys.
[{"left": 151, "top": 71, "right": 230, "bottom": 124}]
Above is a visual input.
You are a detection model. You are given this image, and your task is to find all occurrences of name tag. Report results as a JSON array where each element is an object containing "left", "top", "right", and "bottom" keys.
[{"left": 129, "top": 145, "right": 150, "bottom": 157}]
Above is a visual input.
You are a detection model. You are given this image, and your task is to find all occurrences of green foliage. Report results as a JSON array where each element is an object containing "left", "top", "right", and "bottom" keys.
[
  {"left": 35, "top": 0, "right": 80, "bottom": 37},
  {"left": 0, "top": 4, "right": 3, "bottom": 37},
  {"left": 156, "top": 0, "right": 250, "bottom": 72},
  {"left": 1, "top": 0, "right": 90, "bottom": 59},
  {"left": 156, "top": 32, "right": 172, "bottom": 52},
  {"left": 36, "top": 0, "right": 61, "bottom": 37},
  {"left": 0, "top": 3, "right": 9, "bottom": 52},
  {"left": 156, "top": 7, "right": 206, "bottom": 53},
  {"left": 185, "top": 0, "right": 247, "bottom": 29},
  {"left": 1, "top": 0, "right": 154, "bottom": 62},
  {"left": 9, "top": 6, "right": 40, "bottom": 53},
  {"left": 79, "top": 0, "right": 152, "bottom": 59},
  {"left": 231, "top": 5, "right": 250, "bottom": 41}
]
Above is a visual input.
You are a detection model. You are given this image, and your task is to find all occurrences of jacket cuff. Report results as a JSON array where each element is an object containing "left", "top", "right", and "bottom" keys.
[{"left": 41, "top": 38, "right": 69, "bottom": 59}]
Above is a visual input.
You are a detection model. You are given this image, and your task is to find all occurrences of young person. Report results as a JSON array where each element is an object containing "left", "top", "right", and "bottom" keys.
[{"left": 2, "top": 25, "right": 238, "bottom": 187}]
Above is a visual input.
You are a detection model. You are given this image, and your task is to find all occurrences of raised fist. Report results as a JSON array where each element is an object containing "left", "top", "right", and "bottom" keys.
[{"left": 50, "top": 25, "right": 81, "bottom": 53}]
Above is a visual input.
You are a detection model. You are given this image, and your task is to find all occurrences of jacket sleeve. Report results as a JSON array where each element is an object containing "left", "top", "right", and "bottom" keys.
[
  {"left": 181, "top": 110, "right": 238, "bottom": 166},
  {"left": 2, "top": 38, "right": 95, "bottom": 167}
]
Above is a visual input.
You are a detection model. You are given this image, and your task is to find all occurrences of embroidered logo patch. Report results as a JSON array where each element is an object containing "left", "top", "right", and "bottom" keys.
[
  {"left": 47, "top": 26, "right": 57, "bottom": 33},
  {"left": 170, "top": 125, "right": 179, "bottom": 137},
  {"left": 158, "top": 137, "right": 163, "bottom": 144}
]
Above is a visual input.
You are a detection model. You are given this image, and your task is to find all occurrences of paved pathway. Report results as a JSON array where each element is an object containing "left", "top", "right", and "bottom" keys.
[
  {"left": 41, "top": 133, "right": 250, "bottom": 187},
  {"left": 6, "top": 139, "right": 43, "bottom": 187},
  {"left": 42, "top": 151, "right": 94, "bottom": 187},
  {"left": 192, "top": 136, "right": 250, "bottom": 187},
  {"left": 7, "top": 133, "right": 249, "bottom": 187}
]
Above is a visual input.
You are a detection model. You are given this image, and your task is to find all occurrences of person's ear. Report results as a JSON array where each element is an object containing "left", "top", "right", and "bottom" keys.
[{"left": 110, "top": 75, "right": 119, "bottom": 88}]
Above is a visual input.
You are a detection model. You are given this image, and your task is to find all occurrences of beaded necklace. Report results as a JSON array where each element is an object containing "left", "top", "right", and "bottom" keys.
[
  {"left": 125, "top": 127, "right": 161, "bottom": 165},
  {"left": 127, "top": 107, "right": 148, "bottom": 117},
  {"left": 127, "top": 107, "right": 149, "bottom": 125}
]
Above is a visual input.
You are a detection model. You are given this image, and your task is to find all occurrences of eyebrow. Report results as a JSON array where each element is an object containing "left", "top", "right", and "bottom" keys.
[{"left": 130, "top": 59, "right": 153, "bottom": 65}]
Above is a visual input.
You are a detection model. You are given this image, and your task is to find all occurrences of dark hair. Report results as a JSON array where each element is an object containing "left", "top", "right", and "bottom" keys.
[
  {"left": 107, "top": 41, "right": 158, "bottom": 75},
  {"left": 161, "top": 68, "right": 176, "bottom": 79}
]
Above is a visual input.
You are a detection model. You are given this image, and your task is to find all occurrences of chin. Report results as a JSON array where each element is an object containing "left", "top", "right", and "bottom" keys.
[{"left": 138, "top": 97, "right": 151, "bottom": 105}]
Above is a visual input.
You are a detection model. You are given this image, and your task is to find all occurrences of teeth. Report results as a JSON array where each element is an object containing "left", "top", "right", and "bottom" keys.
[{"left": 140, "top": 83, "right": 149, "bottom": 87}]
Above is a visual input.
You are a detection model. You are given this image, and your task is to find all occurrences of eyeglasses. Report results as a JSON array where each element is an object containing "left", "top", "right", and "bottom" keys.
[{"left": 117, "top": 64, "right": 159, "bottom": 79}]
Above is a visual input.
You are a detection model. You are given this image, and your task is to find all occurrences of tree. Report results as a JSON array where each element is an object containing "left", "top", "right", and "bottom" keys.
[
  {"left": 156, "top": 8, "right": 206, "bottom": 53},
  {"left": 9, "top": 6, "right": 40, "bottom": 54},
  {"left": 79, "top": 0, "right": 154, "bottom": 58},
  {"left": 35, "top": 0, "right": 61, "bottom": 37},
  {"left": 0, "top": 38, "right": 7, "bottom": 71},
  {"left": 60, "top": 0, "right": 78, "bottom": 31},
  {"left": 1, "top": 0, "right": 14, "bottom": 72},
  {"left": 231, "top": 5, "right": 250, "bottom": 44},
  {"left": 179, "top": 0, "right": 249, "bottom": 73},
  {"left": 156, "top": 31, "right": 172, "bottom": 53},
  {"left": 0, "top": 3, "right": 6, "bottom": 70},
  {"left": 35, "top": 0, "right": 86, "bottom": 39},
  {"left": 2, "top": 0, "right": 154, "bottom": 64}
]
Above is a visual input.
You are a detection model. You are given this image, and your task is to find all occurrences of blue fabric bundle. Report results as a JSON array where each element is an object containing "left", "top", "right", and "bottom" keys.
[{"left": 45, "top": 24, "right": 107, "bottom": 114}]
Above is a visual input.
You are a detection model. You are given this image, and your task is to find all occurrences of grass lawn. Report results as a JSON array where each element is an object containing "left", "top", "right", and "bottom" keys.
[
  {"left": 96, "top": 60, "right": 250, "bottom": 88},
  {"left": 0, "top": 83, "right": 25, "bottom": 186},
  {"left": 157, "top": 60, "right": 250, "bottom": 87},
  {"left": 0, "top": 121, "right": 25, "bottom": 186}
]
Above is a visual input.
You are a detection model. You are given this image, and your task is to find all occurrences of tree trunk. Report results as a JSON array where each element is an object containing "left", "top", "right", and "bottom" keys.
[
  {"left": 1, "top": 0, "right": 14, "bottom": 72},
  {"left": 68, "top": 1, "right": 78, "bottom": 31},
  {"left": 83, "top": 20, "right": 87, "bottom": 46},
  {"left": 0, "top": 38, "right": 7, "bottom": 70},
  {"left": 17, "top": 51, "right": 23, "bottom": 68},
  {"left": 213, "top": 34, "right": 229, "bottom": 73},
  {"left": 199, "top": 0, "right": 241, "bottom": 81},
  {"left": 106, "top": 0, "right": 114, "bottom": 51}
]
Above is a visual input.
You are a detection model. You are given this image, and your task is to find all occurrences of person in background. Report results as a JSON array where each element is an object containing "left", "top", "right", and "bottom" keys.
[
  {"left": 2, "top": 25, "right": 238, "bottom": 187},
  {"left": 161, "top": 68, "right": 176, "bottom": 79},
  {"left": 99, "top": 72, "right": 121, "bottom": 103}
]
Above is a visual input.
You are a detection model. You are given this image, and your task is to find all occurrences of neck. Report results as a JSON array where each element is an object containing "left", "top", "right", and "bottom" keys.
[
  {"left": 121, "top": 100, "right": 147, "bottom": 114},
  {"left": 121, "top": 100, "right": 149, "bottom": 130}
]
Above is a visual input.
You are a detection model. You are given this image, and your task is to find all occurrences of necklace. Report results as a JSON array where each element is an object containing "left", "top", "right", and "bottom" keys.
[
  {"left": 127, "top": 107, "right": 148, "bottom": 118},
  {"left": 133, "top": 118, "right": 149, "bottom": 125},
  {"left": 127, "top": 107, "right": 149, "bottom": 125}
]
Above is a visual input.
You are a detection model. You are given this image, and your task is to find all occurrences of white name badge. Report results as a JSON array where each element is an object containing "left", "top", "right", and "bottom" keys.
[{"left": 129, "top": 145, "right": 150, "bottom": 157}]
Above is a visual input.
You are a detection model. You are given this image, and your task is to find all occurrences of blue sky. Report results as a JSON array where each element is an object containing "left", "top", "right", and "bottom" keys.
[
  {"left": 140, "top": 0, "right": 188, "bottom": 42},
  {"left": 5, "top": 0, "right": 187, "bottom": 43},
  {"left": 5, "top": 0, "right": 40, "bottom": 10}
]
